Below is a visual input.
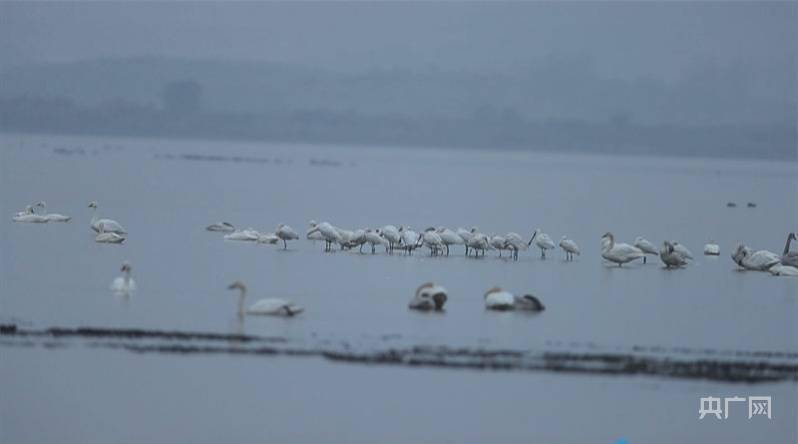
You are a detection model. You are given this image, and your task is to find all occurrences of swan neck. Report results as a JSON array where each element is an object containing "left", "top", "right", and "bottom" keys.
[{"left": 785, "top": 234, "right": 793, "bottom": 256}]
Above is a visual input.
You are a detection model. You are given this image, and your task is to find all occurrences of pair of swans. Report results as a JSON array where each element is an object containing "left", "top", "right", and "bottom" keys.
[
  {"left": 406, "top": 283, "right": 544, "bottom": 312},
  {"left": 732, "top": 237, "right": 798, "bottom": 276},
  {"left": 12, "top": 201, "right": 70, "bottom": 223},
  {"left": 89, "top": 201, "right": 126, "bottom": 234},
  {"left": 227, "top": 281, "right": 304, "bottom": 317}
]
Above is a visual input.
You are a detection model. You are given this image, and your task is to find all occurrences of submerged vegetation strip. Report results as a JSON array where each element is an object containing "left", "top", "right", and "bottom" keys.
[{"left": 2, "top": 324, "right": 797, "bottom": 384}]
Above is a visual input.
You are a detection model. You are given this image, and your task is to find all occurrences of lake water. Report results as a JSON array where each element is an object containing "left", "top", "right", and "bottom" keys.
[{"left": 1, "top": 133, "right": 797, "bottom": 443}]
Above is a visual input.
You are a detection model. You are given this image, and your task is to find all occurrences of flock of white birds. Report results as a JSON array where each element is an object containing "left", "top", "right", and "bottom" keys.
[{"left": 11, "top": 201, "right": 798, "bottom": 317}]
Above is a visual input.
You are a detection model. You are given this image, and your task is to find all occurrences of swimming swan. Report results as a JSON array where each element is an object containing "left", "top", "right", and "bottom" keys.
[
  {"left": 35, "top": 201, "right": 71, "bottom": 222},
  {"left": 731, "top": 244, "right": 780, "bottom": 271},
  {"left": 12, "top": 205, "right": 48, "bottom": 223},
  {"left": 95, "top": 223, "right": 125, "bottom": 244},
  {"left": 408, "top": 282, "right": 448, "bottom": 311},
  {"left": 88, "top": 201, "right": 126, "bottom": 234},
  {"left": 110, "top": 261, "right": 137, "bottom": 293},
  {"left": 227, "top": 281, "right": 304, "bottom": 317},
  {"left": 484, "top": 287, "right": 545, "bottom": 311}
]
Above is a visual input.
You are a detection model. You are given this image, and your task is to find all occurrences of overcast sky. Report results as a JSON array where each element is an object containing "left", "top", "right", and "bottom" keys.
[{"left": 2, "top": 1, "right": 796, "bottom": 82}]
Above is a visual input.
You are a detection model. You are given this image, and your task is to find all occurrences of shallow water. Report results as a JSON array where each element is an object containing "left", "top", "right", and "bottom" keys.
[{"left": 1, "top": 133, "right": 797, "bottom": 443}]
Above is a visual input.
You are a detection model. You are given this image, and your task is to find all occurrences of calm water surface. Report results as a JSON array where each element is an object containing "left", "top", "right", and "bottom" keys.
[{"left": 1, "top": 134, "right": 796, "bottom": 443}]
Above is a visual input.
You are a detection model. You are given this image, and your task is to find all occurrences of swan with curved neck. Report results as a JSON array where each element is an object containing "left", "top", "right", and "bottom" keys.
[
  {"left": 781, "top": 233, "right": 798, "bottom": 267},
  {"left": 227, "top": 281, "right": 304, "bottom": 317},
  {"left": 35, "top": 201, "right": 71, "bottom": 222},
  {"left": 600, "top": 232, "right": 644, "bottom": 266},
  {"left": 88, "top": 201, "right": 126, "bottom": 234}
]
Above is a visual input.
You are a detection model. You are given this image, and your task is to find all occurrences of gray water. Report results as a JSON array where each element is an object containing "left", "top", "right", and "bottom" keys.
[{"left": 1, "top": 133, "right": 797, "bottom": 443}]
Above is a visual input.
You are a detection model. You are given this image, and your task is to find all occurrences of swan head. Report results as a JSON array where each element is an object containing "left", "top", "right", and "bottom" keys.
[
  {"left": 601, "top": 232, "right": 614, "bottom": 241},
  {"left": 120, "top": 261, "right": 132, "bottom": 273},
  {"left": 308, "top": 220, "right": 317, "bottom": 228},
  {"left": 415, "top": 282, "right": 447, "bottom": 310},
  {"left": 88, "top": 201, "right": 98, "bottom": 209},
  {"left": 227, "top": 281, "right": 247, "bottom": 293}
]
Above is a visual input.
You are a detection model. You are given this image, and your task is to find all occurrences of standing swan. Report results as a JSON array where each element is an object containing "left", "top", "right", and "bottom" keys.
[
  {"left": 633, "top": 237, "right": 658, "bottom": 264},
  {"left": 781, "top": 233, "right": 798, "bottom": 267},
  {"left": 528, "top": 228, "right": 555, "bottom": 259},
  {"left": 275, "top": 224, "right": 299, "bottom": 249},
  {"left": 503, "top": 232, "right": 528, "bottom": 261},
  {"left": 559, "top": 236, "right": 580, "bottom": 261},
  {"left": 35, "top": 201, "right": 71, "bottom": 222},
  {"left": 408, "top": 282, "right": 448, "bottom": 311},
  {"left": 601, "top": 232, "right": 644, "bottom": 266},
  {"left": 227, "top": 281, "right": 304, "bottom": 317},
  {"left": 110, "top": 261, "right": 137, "bottom": 294},
  {"left": 660, "top": 241, "right": 689, "bottom": 268},
  {"left": 88, "top": 201, "right": 126, "bottom": 234}
]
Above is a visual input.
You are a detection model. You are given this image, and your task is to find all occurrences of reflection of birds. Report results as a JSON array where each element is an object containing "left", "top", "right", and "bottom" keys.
[
  {"left": 731, "top": 244, "right": 780, "bottom": 271},
  {"left": 227, "top": 281, "right": 304, "bottom": 317},
  {"left": 88, "top": 201, "right": 126, "bottom": 234},
  {"left": 35, "top": 201, "right": 71, "bottom": 222},
  {"left": 659, "top": 241, "right": 689, "bottom": 268},
  {"left": 275, "top": 224, "right": 299, "bottom": 249},
  {"left": 780, "top": 232, "right": 798, "bottom": 267},
  {"left": 633, "top": 237, "right": 658, "bottom": 263},
  {"left": 95, "top": 223, "right": 125, "bottom": 244},
  {"left": 703, "top": 241, "right": 720, "bottom": 256},
  {"left": 484, "top": 287, "right": 545, "bottom": 311},
  {"left": 528, "top": 228, "right": 555, "bottom": 259},
  {"left": 206, "top": 222, "right": 235, "bottom": 232},
  {"left": 408, "top": 282, "right": 448, "bottom": 311},
  {"left": 601, "top": 232, "right": 644, "bottom": 266},
  {"left": 110, "top": 261, "right": 137, "bottom": 293},
  {"left": 559, "top": 236, "right": 580, "bottom": 261}
]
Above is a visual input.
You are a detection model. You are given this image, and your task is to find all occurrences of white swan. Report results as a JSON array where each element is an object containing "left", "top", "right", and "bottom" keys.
[
  {"left": 436, "top": 227, "right": 464, "bottom": 256},
  {"left": 408, "top": 282, "right": 448, "bottom": 311},
  {"left": 601, "top": 232, "right": 644, "bottom": 266},
  {"left": 704, "top": 241, "right": 720, "bottom": 256},
  {"left": 489, "top": 235, "right": 508, "bottom": 257},
  {"left": 257, "top": 232, "right": 279, "bottom": 245},
  {"left": 398, "top": 226, "right": 422, "bottom": 255},
  {"left": 672, "top": 242, "right": 694, "bottom": 260},
  {"left": 275, "top": 224, "right": 299, "bottom": 249},
  {"left": 457, "top": 227, "right": 477, "bottom": 255},
  {"left": 345, "top": 229, "right": 368, "bottom": 252},
  {"left": 228, "top": 281, "right": 304, "bottom": 317},
  {"left": 206, "top": 222, "right": 235, "bottom": 232},
  {"left": 12, "top": 205, "right": 48, "bottom": 223},
  {"left": 35, "top": 201, "right": 71, "bottom": 222},
  {"left": 769, "top": 264, "right": 798, "bottom": 277},
  {"left": 110, "top": 261, "right": 137, "bottom": 293},
  {"left": 466, "top": 229, "right": 489, "bottom": 257},
  {"left": 422, "top": 228, "right": 445, "bottom": 256},
  {"left": 503, "top": 232, "right": 528, "bottom": 261},
  {"left": 559, "top": 236, "right": 580, "bottom": 260},
  {"left": 731, "top": 244, "right": 780, "bottom": 271},
  {"left": 307, "top": 222, "right": 342, "bottom": 252},
  {"left": 88, "top": 201, "right": 126, "bottom": 234},
  {"left": 381, "top": 225, "right": 401, "bottom": 253},
  {"left": 659, "top": 241, "right": 689, "bottom": 268},
  {"left": 780, "top": 232, "right": 798, "bottom": 267},
  {"left": 364, "top": 228, "right": 387, "bottom": 254},
  {"left": 633, "top": 237, "right": 658, "bottom": 264},
  {"left": 224, "top": 228, "right": 260, "bottom": 241},
  {"left": 306, "top": 220, "right": 325, "bottom": 241},
  {"left": 484, "top": 287, "right": 545, "bottom": 311},
  {"left": 95, "top": 223, "right": 125, "bottom": 244},
  {"left": 528, "top": 228, "right": 556, "bottom": 259}
]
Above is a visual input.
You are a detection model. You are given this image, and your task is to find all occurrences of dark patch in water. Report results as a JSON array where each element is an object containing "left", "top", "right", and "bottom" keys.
[{"left": 2, "top": 324, "right": 796, "bottom": 384}]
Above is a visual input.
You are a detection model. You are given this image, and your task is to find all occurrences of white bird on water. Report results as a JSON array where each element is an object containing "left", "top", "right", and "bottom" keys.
[
  {"left": 227, "top": 281, "right": 304, "bottom": 317},
  {"left": 275, "top": 224, "right": 299, "bottom": 249},
  {"left": 703, "top": 241, "right": 720, "bottom": 256},
  {"left": 110, "top": 261, "right": 136, "bottom": 294},
  {"left": 364, "top": 228, "right": 387, "bottom": 254},
  {"left": 731, "top": 244, "right": 780, "bottom": 271},
  {"left": 12, "top": 205, "right": 48, "bottom": 223},
  {"left": 659, "top": 241, "right": 689, "bottom": 268},
  {"left": 559, "top": 236, "right": 580, "bottom": 261},
  {"left": 503, "top": 232, "right": 528, "bottom": 261},
  {"left": 483, "top": 287, "right": 545, "bottom": 311},
  {"left": 35, "top": 201, "right": 71, "bottom": 222},
  {"left": 436, "top": 227, "right": 464, "bottom": 256},
  {"left": 422, "top": 228, "right": 445, "bottom": 256},
  {"left": 672, "top": 242, "right": 694, "bottom": 261},
  {"left": 489, "top": 235, "right": 508, "bottom": 257},
  {"left": 528, "top": 228, "right": 556, "bottom": 259},
  {"left": 88, "top": 201, "right": 126, "bottom": 234},
  {"left": 457, "top": 227, "right": 476, "bottom": 255},
  {"left": 769, "top": 264, "right": 798, "bottom": 277},
  {"left": 95, "top": 223, "right": 125, "bottom": 244},
  {"left": 206, "top": 222, "right": 235, "bottom": 232},
  {"left": 307, "top": 221, "right": 342, "bottom": 252},
  {"left": 633, "top": 237, "right": 658, "bottom": 264},
  {"left": 600, "top": 232, "right": 644, "bottom": 266},
  {"left": 381, "top": 225, "right": 401, "bottom": 253},
  {"left": 466, "top": 229, "right": 489, "bottom": 257},
  {"left": 408, "top": 282, "right": 448, "bottom": 311},
  {"left": 306, "top": 220, "right": 325, "bottom": 242},
  {"left": 224, "top": 228, "right": 260, "bottom": 241}
]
